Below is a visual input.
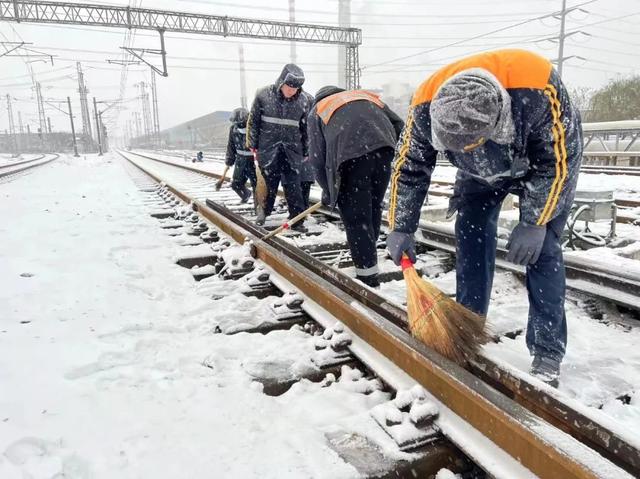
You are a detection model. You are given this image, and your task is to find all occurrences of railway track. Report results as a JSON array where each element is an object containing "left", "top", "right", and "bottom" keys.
[
  {"left": 0, "top": 153, "right": 59, "bottom": 181},
  {"left": 128, "top": 149, "right": 640, "bottom": 311},
  {"left": 118, "top": 148, "right": 640, "bottom": 479}
]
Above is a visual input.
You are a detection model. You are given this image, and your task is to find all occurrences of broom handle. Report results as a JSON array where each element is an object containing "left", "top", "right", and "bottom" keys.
[
  {"left": 216, "top": 165, "right": 230, "bottom": 189},
  {"left": 262, "top": 201, "right": 322, "bottom": 240}
]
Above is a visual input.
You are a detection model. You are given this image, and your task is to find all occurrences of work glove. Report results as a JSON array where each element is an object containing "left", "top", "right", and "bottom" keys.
[
  {"left": 386, "top": 231, "right": 416, "bottom": 266},
  {"left": 506, "top": 222, "right": 546, "bottom": 266}
]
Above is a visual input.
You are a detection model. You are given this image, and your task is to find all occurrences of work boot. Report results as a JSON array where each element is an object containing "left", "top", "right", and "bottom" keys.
[
  {"left": 240, "top": 188, "right": 251, "bottom": 204},
  {"left": 356, "top": 274, "right": 380, "bottom": 289},
  {"left": 255, "top": 206, "right": 266, "bottom": 226},
  {"left": 290, "top": 222, "right": 307, "bottom": 233},
  {"left": 530, "top": 355, "right": 561, "bottom": 387}
]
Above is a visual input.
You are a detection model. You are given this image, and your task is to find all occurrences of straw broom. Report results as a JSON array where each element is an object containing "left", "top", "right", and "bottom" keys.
[
  {"left": 252, "top": 150, "right": 268, "bottom": 211},
  {"left": 215, "top": 165, "right": 230, "bottom": 191},
  {"left": 401, "top": 256, "right": 488, "bottom": 365},
  {"left": 262, "top": 202, "right": 322, "bottom": 240}
]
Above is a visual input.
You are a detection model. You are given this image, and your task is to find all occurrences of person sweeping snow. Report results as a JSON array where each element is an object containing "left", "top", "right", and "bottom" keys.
[
  {"left": 246, "top": 64, "right": 313, "bottom": 230},
  {"left": 308, "top": 86, "right": 404, "bottom": 287},
  {"left": 223, "top": 107, "right": 256, "bottom": 203},
  {"left": 386, "top": 49, "right": 583, "bottom": 383}
]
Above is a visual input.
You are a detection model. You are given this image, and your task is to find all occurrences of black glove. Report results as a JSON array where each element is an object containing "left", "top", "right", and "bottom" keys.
[
  {"left": 506, "top": 222, "right": 546, "bottom": 266},
  {"left": 386, "top": 231, "right": 416, "bottom": 266}
]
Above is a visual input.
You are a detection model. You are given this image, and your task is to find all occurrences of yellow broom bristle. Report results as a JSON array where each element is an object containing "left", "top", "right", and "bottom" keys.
[
  {"left": 255, "top": 167, "right": 268, "bottom": 207},
  {"left": 403, "top": 265, "right": 488, "bottom": 366}
]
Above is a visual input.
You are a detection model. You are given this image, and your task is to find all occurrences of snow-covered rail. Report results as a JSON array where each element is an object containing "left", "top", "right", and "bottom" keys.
[
  {"left": 118, "top": 148, "right": 639, "bottom": 479},
  {"left": 0, "top": 153, "right": 59, "bottom": 180}
]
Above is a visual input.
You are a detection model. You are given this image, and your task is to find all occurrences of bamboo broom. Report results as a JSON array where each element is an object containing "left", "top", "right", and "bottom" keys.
[
  {"left": 401, "top": 256, "right": 488, "bottom": 366},
  {"left": 252, "top": 150, "right": 268, "bottom": 210},
  {"left": 215, "top": 165, "right": 230, "bottom": 191},
  {"left": 262, "top": 202, "right": 322, "bottom": 240}
]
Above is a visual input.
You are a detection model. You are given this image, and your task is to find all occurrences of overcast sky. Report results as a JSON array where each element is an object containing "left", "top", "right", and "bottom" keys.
[{"left": 0, "top": 0, "right": 639, "bottom": 138}]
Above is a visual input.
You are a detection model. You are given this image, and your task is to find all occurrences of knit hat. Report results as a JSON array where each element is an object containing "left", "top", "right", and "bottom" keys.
[
  {"left": 430, "top": 68, "right": 514, "bottom": 152},
  {"left": 314, "top": 85, "right": 345, "bottom": 104}
]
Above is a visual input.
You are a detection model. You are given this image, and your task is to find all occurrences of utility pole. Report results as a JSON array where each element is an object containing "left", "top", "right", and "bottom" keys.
[
  {"left": 47, "top": 117, "right": 52, "bottom": 134},
  {"left": 238, "top": 44, "right": 248, "bottom": 109},
  {"left": 6, "top": 94, "right": 18, "bottom": 156},
  {"left": 77, "top": 62, "right": 92, "bottom": 140},
  {"left": 557, "top": 0, "right": 568, "bottom": 78},
  {"left": 134, "top": 111, "right": 141, "bottom": 139},
  {"left": 288, "top": 0, "right": 297, "bottom": 64},
  {"left": 67, "top": 96, "right": 79, "bottom": 157},
  {"left": 150, "top": 70, "right": 161, "bottom": 148},
  {"left": 338, "top": 0, "right": 351, "bottom": 88},
  {"left": 17, "top": 110, "right": 23, "bottom": 151},
  {"left": 137, "top": 81, "right": 152, "bottom": 143},
  {"left": 35, "top": 82, "right": 47, "bottom": 141},
  {"left": 93, "top": 97, "right": 102, "bottom": 155}
]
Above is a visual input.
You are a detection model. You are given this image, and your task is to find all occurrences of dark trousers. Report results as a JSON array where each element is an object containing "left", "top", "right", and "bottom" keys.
[
  {"left": 262, "top": 150, "right": 305, "bottom": 220},
  {"left": 454, "top": 184, "right": 568, "bottom": 361},
  {"left": 231, "top": 157, "right": 257, "bottom": 199},
  {"left": 301, "top": 181, "right": 313, "bottom": 210},
  {"left": 337, "top": 147, "right": 393, "bottom": 284}
]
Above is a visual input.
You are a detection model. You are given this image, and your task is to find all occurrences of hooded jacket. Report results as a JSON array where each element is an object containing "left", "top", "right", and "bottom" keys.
[
  {"left": 388, "top": 49, "right": 583, "bottom": 234},
  {"left": 308, "top": 86, "right": 404, "bottom": 207},
  {"left": 246, "top": 64, "right": 313, "bottom": 173},
  {"left": 225, "top": 108, "right": 252, "bottom": 167}
]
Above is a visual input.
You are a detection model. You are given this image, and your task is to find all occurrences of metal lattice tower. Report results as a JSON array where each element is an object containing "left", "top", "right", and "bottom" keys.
[
  {"left": 136, "top": 81, "right": 152, "bottom": 141},
  {"left": 289, "top": 0, "right": 297, "bottom": 64},
  {"left": 6, "top": 94, "right": 18, "bottom": 155},
  {"left": 238, "top": 44, "right": 247, "bottom": 109},
  {"left": 133, "top": 111, "right": 141, "bottom": 139},
  {"left": 345, "top": 42, "right": 359, "bottom": 90},
  {"left": 35, "top": 81, "right": 47, "bottom": 136},
  {"left": 76, "top": 62, "right": 92, "bottom": 139},
  {"left": 0, "top": 0, "right": 361, "bottom": 88},
  {"left": 150, "top": 71, "right": 161, "bottom": 147},
  {"left": 17, "top": 110, "right": 23, "bottom": 151},
  {"left": 338, "top": 0, "right": 351, "bottom": 88}
]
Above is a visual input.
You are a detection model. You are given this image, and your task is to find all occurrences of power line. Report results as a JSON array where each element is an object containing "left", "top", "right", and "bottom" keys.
[{"left": 360, "top": 5, "right": 583, "bottom": 70}]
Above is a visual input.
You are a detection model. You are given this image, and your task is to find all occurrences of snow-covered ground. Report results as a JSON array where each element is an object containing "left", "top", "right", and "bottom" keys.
[
  {"left": 0, "top": 153, "right": 401, "bottom": 478},
  {"left": 3, "top": 151, "right": 638, "bottom": 477}
]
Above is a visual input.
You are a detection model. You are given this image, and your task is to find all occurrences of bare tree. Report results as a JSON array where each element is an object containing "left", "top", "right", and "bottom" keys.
[{"left": 588, "top": 75, "right": 640, "bottom": 122}]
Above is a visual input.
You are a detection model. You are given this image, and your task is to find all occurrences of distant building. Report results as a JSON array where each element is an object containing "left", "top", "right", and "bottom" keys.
[{"left": 381, "top": 82, "right": 414, "bottom": 119}]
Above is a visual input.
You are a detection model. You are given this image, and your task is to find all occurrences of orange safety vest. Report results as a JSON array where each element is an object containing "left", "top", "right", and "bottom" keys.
[{"left": 316, "top": 90, "right": 385, "bottom": 125}]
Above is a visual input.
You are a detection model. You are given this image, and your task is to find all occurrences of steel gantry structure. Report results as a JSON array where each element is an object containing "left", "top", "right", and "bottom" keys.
[{"left": 0, "top": 0, "right": 363, "bottom": 88}]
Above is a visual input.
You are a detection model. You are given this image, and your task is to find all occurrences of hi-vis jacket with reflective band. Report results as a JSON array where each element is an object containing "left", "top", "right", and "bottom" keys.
[
  {"left": 388, "top": 49, "right": 583, "bottom": 234},
  {"left": 245, "top": 64, "right": 312, "bottom": 172},
  {"left": 225, "top": 123, "right": 252, "bottom": 167},
  {"left": 316, "top": 90, "right": 385, "bottom": 124},
  {"left": 308, "top": 90, "right": 404, "bottom": 208}
]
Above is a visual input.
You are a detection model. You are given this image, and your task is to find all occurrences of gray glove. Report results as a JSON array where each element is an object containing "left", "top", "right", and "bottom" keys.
[
  {"left": 506, "top": 222, "right": 546, "bottom": 266},
  {"left": 386, "top": 231, "right": 416, "bottom": 266}
]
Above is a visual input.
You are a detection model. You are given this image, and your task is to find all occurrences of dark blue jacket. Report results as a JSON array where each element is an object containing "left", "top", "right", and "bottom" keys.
[
  {"left": 246, "top": 64, "right": 312, "bottom": 174},
  {"left": 388, "top": 49, "right": 583, "bottom": 233},
  {"left": 225, "top": 123, "right": 252, "bottom": 167}
]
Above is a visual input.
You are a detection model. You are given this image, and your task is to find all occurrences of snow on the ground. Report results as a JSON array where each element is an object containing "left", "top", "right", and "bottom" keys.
[
  {"left": 379, "top": 259, "right": 640, "bottom": 442},
  {"left": 0, "top": 152, "right": 397, "bottom": 478}
]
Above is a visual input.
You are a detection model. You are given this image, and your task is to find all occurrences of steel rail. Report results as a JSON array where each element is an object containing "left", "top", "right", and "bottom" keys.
[
  {"left": 0, "top": 153, "right": 59, "bottom": 179},
  {"left": 119, "top": 149, "right": 636, "bottom": 479},
  {"left": 124, "top": 150, "right": 640, "bottom": 311},
  {"left": 0, "top": 154, "right": 45, "bottom": 170}
]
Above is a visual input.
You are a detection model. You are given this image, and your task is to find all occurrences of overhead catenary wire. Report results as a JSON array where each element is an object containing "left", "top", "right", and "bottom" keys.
[{"left": 361, "top": 0, "right": 598, "bottom": 71}]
